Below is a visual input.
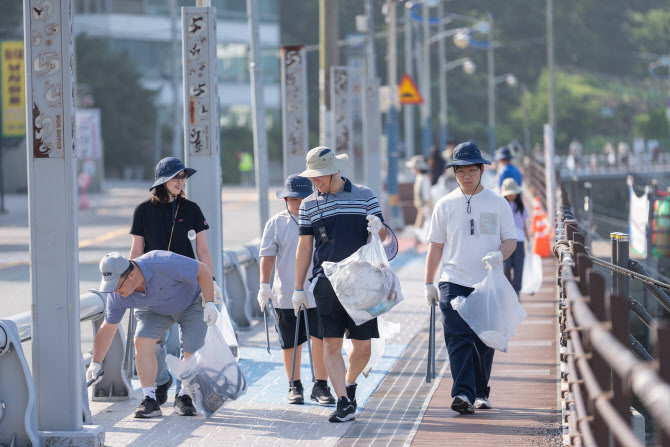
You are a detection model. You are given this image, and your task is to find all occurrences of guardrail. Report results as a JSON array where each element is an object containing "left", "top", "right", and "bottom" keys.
[
  {"left": 0, "top": 244, "right": 261, "bottom": 445},
  {"left": 554, "top": 185, "right": 670, "bottom": 447}
]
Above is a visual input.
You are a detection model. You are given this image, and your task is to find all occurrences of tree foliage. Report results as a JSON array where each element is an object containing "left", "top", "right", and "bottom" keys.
[{"left": 75, "top": 35, "right": 157, "bottom": 177}]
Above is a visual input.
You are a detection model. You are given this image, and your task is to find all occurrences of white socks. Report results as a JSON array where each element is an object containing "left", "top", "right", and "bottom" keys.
[
  {"left": 346, "top": 382, "right": 356, "bottom": 388},
  {"left": 143, "top": 387, "right": 156, "bottom": 400}
]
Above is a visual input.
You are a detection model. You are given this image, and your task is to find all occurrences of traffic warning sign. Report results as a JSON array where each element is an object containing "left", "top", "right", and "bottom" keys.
[{"left": 398, "top": 73, "right": 423, "bottom": 105}]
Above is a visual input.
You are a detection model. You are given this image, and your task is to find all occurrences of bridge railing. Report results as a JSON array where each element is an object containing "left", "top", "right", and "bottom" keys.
[
  {"left": 0, "top": 244, "right": 261, "bottom": 444},
  {"left": 554, "top": 185, "right": 670, "bottom": 447}
]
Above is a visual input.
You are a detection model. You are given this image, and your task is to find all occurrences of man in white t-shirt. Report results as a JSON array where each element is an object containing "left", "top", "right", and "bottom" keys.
[{"left": 424, "top": 141, "right": 517, "bottom": 414}]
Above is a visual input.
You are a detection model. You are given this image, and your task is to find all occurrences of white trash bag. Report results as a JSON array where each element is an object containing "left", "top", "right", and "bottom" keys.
[
  {"left": 166, "top": 325, "right": 247, "bottom": 418},
  {"left": 217, "top": 304, "right": 240, "bottom": 359},
  {"left": 450, "top": 260, "right": 527, "bottom": 352},
  {"left": 323, "top": 233, "right": 404, "bottom": 326},
  {"left": 343, "top": 317, "right": 401, "bottom": 377},
  {"left": 520, "top": 245, "right": 543, "bottom": 295}
]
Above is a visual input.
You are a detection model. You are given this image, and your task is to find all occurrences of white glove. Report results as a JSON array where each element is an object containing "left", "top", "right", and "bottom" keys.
[
  {"left": 213, "top": 282, "right": 224, "bottom": 305},
  {"left": 86, "top": 361, "right": 102, "bottom": 385},
  {"left": 203, "top": 301, "right": 218, "bottom": 326},
  {"left": 366, "top": 215, "right": 383, "bottom": 234},
  {"left": 482, "top": 251, "right": 503, "bottom": 268},
  {"left": 424, "top": 283, "right": 439, "bottom": 306},
  {"left": 292, "top": 289, "right": 309, "bottom": 316},
  {"left": 257, "top": 283, "right": 274, "bottom": 311}
]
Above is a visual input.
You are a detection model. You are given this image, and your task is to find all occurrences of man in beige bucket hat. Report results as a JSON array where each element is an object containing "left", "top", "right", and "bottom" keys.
[{"left": 293, "top": 146, "right": 387, "bottom": 422}]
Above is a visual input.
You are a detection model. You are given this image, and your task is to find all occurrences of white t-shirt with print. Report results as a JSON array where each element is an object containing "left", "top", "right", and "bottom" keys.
[
  {"left": 427, "top": 187, "right": 517, "bottom": 287},
  {"left": 259, "top": 210, "right": 316, "bottom": 309}
]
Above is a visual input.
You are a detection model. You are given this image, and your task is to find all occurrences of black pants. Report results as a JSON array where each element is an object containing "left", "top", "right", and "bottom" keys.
[{"left": 503, "top": 241, "right": 525, "bottom": 293}]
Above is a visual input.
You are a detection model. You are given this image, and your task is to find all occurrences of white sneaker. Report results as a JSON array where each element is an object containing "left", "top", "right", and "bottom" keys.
[
  {"left": 474, "top": 397, "right": 492, "bottom": 409},
  {"left": 451, "top": 395, "right": 474, "bottom": 414}
]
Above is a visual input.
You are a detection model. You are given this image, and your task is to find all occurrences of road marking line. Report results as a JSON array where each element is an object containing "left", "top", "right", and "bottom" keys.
[{"left": 509, "top": 340, "right": 553, "bottom": 347}]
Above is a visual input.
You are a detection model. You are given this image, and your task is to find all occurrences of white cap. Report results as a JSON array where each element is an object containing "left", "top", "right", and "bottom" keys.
[{"left": 97, "top": 252, "right": 131, "bottom": 293}]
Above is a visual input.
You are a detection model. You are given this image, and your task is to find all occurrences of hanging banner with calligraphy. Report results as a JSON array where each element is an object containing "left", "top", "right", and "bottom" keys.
[{"left": 1, "top": 40, "right": 26, "bottom": 137}]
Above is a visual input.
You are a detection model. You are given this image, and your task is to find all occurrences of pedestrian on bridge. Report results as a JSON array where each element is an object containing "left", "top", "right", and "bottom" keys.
[
  {"left": 294, "top": 146, "right": 387, "bottom": 423},
  {"left": 500, "top": 178, "right": 529, "bottom": 296},
  {"left": 257, "top": 174, "right": 336, "bottom": 406},
  {"left": 128, "top": 156, "right": 223, "bottom": 416},
  {"left": 424, "top": 142, "right": 517, "bottom": 414},
  {"left": 496, "top": 146, "right": 523, "bottom": 191},
  {"left": 86, "top": 251, "right": 219, "bottom": 419}
]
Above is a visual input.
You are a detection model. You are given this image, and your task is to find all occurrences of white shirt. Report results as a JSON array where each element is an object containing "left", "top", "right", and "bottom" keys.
[
  {"left": 259, "top": 210, "right": 316, "bottom": 309},
  {"left": 427, "top": 187, "right": 517, "bottom": 287}
]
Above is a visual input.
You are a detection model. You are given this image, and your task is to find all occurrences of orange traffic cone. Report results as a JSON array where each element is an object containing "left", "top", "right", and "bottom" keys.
[
  {"left": 530, "top": 196, "right": 543, "bottom": 235},
  {"left": 533, "top": 209, "right": 551, "bottom": 258}
]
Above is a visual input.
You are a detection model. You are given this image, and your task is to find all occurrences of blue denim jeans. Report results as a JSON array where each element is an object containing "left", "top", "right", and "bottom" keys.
[
  {"left": 438, "top": 281, "right": 495, "bottom": 403},
  {"left": 503, "top": 241, "right": 525, "bottom": 293}
]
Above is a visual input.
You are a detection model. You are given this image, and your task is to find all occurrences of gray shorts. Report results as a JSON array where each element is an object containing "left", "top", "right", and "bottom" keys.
[{"left": 134, "top": 298, "right": 206, "bottom": 354}]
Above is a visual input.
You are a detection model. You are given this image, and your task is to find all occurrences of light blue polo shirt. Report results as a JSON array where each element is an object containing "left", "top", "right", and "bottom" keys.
[{"left": 104, "top": 250, "right": 201, "bottom": 324}]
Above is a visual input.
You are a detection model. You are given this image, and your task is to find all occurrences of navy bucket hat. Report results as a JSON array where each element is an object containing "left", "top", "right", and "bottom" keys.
[
  {"left": 445, "top": 142, "right": 492, "bottom": 168},
  {"left": 150, "top": 157, "right": 197, "bottom": 191},
  {"left": 276, "top": 174, "right": 312, "bottom": 199},
  {"left": 496, "top": 146, "right": 513, "bottom": 161}
]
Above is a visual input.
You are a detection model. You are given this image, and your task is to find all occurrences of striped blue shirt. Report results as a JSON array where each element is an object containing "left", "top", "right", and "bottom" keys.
[{"left": 299, "top": 178, "right": 384, "bottom": 280}]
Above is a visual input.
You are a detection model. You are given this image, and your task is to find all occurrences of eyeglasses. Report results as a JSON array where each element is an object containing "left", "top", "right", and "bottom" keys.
[
  {"left": 171, "top": 174, "right": 187, "bottom": 182},
  {"left": 455, "top": 168, "right": 481, "bottom": 177},
  {"left": 115, "top": 273, "right": 130, "bottom": 292}
]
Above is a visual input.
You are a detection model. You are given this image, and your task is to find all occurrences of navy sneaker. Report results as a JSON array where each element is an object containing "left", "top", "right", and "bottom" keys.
[
  {"left": 346, "top": 383, "right": 358, "bottom": 410},
  {"left": 288, "top": 385, "right": 304, "bottom": 405},
  {"left": 134, "top": 397, "right": 162, "bottom": 418},
  {"left": 155, "top": 375, "right": 173, "bottom": 406},
  {"left": 311, "top": 382, "right": 336, "bottom": 406},
  {"left": 174, "top": 394, "right": 197, "bottom": 416},
  {"left": 328, "top": 397, "right": 356, "bottom": 423},
  {"left": 451, "top": 395, "right": 475, "bottom": 414}
]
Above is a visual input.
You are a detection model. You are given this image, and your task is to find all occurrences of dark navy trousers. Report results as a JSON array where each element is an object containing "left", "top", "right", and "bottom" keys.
[{"left": 438, "top": 281, "right": 495, "bottom": 403}]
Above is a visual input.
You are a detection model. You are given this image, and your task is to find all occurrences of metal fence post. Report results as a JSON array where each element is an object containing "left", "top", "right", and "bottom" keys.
[
  {"left": 655, "top": 319, "right": 670, "bottom": 447},
  {"left": 584, "top": 182, "right": 592, "bottom": 251},
  {"left": 610, "top": 293, "right": 632, "bottom": 447},
  {"left": 610, "top": 233, "right": 630, "bottom": 300}
]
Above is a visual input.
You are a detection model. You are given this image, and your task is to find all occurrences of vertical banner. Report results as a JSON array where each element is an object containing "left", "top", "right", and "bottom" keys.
[
  {"left": 330, "top": 66, "right": 352, "bottom": 162},
  {"left": 629, "top": 184, "right": 649, "bottom": 256},
  {"left": 1, "top": 40, "right": 26, "bottom": 137},
  {"left": 362, "top": 77, "right": 382, "bottom": 197},
  {"left": 182, "top": 7, "right": 223, "bottom": 283},
  {"left": 75, "top": 108, "right": 102, "bottom": 160},
  {"left": 280, "top": 45, "right": 308, "bottom": 178}
]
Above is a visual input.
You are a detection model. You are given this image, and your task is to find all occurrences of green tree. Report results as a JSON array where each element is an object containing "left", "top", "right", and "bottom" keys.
[{"left": 75, "top": 34, "right": 157, "bottom": 178}]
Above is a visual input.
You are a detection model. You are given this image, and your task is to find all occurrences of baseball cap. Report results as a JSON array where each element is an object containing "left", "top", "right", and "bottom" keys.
[
  {"left": 496, "top": 146, "right": 513, "bottom": 161},
  {"left": 276, "top": 174, "right": 312, "bottom": 199},
  {"left": 97, "top": 252, "right": 131, "bottom": 293}
]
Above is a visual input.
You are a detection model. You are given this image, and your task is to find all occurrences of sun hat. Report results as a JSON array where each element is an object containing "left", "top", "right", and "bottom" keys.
[
  {"left": 496, "top": 146, "right": 513, "bottom": 161},
  {"left": 445, "top": 142, "right": 492, "bottom": 168},
  {"left": 150, "top": 157, "right": 197, "bottom": 191},
  {"left": 97, "top": 252, "right": 131, "bottom": 293},
  {"left": 405, "top": 155, "right": 429, "bottom": 171},
  {"left": 500, "top": 178, "right": 523, "bottom": 197},
  {"left": 299, "top": 147, "right": 348, "bottom": 178},
  {"left": 276, "top": 174, "right": 313, "bottom": 199}
]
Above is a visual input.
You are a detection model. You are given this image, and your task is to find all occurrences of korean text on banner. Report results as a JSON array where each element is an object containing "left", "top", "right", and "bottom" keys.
[
  {"left": 1, "top": 41, "right": 26, "bottom": 138},
  {"left": 629, "top": 184, "right": 649, "bottom": 256}
]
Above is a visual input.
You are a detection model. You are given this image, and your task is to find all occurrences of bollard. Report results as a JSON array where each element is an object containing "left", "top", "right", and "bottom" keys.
[
  {"left": 610, "top": 233, "right": 630, "bottom": 301},
  {"left": 223, "top": 251, "right": 252, "bottom": 329},
  {"left": 241, "top": 245, "right": 263, "bottom": 318}
]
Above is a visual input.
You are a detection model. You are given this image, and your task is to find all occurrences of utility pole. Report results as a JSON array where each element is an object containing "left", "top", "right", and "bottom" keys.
[
  {"left": 437, "top": 0, "right": 447, "bottom": 153},
  {"left": 319, "top": 0, "right": 339, "bottom": 147},
  {"left": 365, "top": 0, "right": 376, "bottom": 79},
  {"left": 403, "top": 3, "right": 415, "bottom": 156},
  {"left": 546, "top": 0, "right": 556, "bottom": 134},
  {"left": 487, "top": 12, "right": 495, "bottom": 154},
  {"left": 420, "top": 1, "right": 432, "bottom": 157},
  {"left": 522, "top": 83, "right": 530, "bottom": 152},
  {"left": 387, "top": 0, "right": 401, "bottom": 225},
  {"left": 170, "top": 0, "right": 181, "bottom": 158},
  {"left": 247, "top": 0, "right": 270, "bottom": 231}
]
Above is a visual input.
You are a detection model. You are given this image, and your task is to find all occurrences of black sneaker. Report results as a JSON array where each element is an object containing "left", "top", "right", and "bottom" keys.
[
  {"left": 328, "top": 397, "right": 356, "bottom": 423},
  {"left": 174, "top": 394, "right": 197, "bottom": 416},
  {"left": 346, "top": 383, "right": 358, "bottom": 410},
  {"left": 134, "top": 396, "right": 162, "bottom": 418},
  {"left": 451, "top": 395, "right": 475, "bottom": 414},
  {"left": 310, "top": 382, "right": 336, "bottom": 406},
  {"left": 288, "top": 385, "right": 304, "bottom": 405},
  {"left": 155, "top": 375, "right": 173, "bottom": 406}
]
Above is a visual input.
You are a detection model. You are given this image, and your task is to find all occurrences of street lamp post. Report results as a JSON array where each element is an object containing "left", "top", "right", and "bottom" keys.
[
  {"left": 420, "top": 1, "right": 432, "bottom": 157},
  {"left": 440, "top": 58, "right": 475, "bottom": 150}
]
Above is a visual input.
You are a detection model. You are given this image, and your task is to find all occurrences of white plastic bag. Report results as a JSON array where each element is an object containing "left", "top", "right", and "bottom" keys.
[
  {"left": 322, "top": 233, "right": 404, "bottom": 325},
  {"left": 343, "top": 317, "right": 400, "bottom": 377},
  {"left": 216, "top": 304, "right": 240, "bottom": 359},
  {"left": 166, "top": 325, "right": 247, "bottom": 418},
  {"left": 450, "top": 261, "right": 527, "bottom": 352},
  {"left": 520, "top": 245, "right": 543, "bottom": 295}
]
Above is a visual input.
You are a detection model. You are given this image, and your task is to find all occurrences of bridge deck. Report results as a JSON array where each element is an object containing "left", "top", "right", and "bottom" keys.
[{"left": 411, "top": 256, "right": 562, "bottom": 446}]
